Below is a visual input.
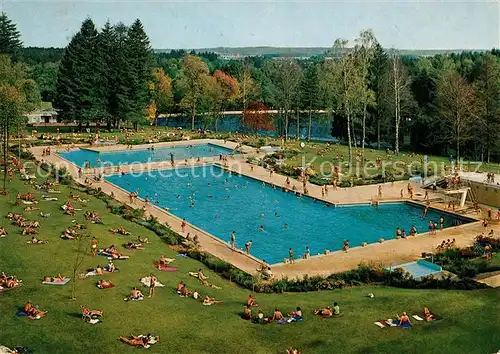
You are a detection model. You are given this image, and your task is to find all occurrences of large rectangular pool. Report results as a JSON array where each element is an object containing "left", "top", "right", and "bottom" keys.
[
  {"left": 106, "top": 165, "right": 472, "bottom": 264},
  {"left": 59, "top": 143, "right": 234, "bottom": 167}
]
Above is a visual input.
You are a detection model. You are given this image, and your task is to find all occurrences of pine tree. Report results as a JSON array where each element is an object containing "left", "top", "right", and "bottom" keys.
[
  {"left": 0, "top": 12, "right": 22, "bottom": 56},
  {"left": 300, "top": 62, "right": 321, "bottom": 140},
  {"left": 54, "top": 18, "right": 103, "bottom": 127},
  {"left": 125, "top": 19, "right": 154, "bottom": 130}
]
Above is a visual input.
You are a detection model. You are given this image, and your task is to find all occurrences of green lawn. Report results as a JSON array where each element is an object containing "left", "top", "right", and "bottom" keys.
[{"left": 0, "top": 166, "right": 499, "bottom": 353}]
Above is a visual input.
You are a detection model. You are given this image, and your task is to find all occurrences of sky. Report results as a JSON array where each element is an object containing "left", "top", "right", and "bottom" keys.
[{"left": 3, "top": 0, "right": 499, "bottom": 50}]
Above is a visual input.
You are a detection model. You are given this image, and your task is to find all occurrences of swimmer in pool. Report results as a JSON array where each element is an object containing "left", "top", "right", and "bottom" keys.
[
  {"left": 282, "top": 223, "right": 288, "bottom": 229},
  {"left": 258, "top": 225, "right": 265, "bottom": 231},
  {"left": 275, "top": 212, "right": 280, "bottom": 218}
]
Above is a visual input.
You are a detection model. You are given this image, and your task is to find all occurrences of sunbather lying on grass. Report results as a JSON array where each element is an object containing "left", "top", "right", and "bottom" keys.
[
  {"left": 27, "top": 236, "right": 47, "bottom": 244},
  {"left": 0, "top": 227, "right": 7, "bottom": 237},
  {"left": 1, "top": 272, "right": 22, "bottom": 289},
  {"left": 81, "top": 306, "right": 103, "bottom": 318},
  {"left": 203, "top": 296, "right": 223, "bottom": 305},
  {"left": 396, "top": 312, "right": 412, "bottom": 327},
  {"left": 43, "top": 274, "right": 65, "bottom": 283},
  {"left": 97, "top": 279, "right": 114, "bottom": 289},
  {"left": 119, "top": 334, "right": 158, "bottom": 348},
  {"left": 314, "top": 307, "right": 333, "bottom": 317},
  {"left": 24, "top": 206, "right": 39, "bottom": 211},
  {"left": 23, "top": 301, "right": 47, "bottom": 319},
  {"left": 22, "top": 227, "right": 37, "bottom": 236},
  {"left": 109, "top": 227, "right": 130, "bottom": 235},
  {"left": 125, "top": 241, "right": 144, "bottom": 250},
  {"left": 124, "top": 287, "right": 144, "bottom": 301},
  {"left": 189, "top": 270, "right": 221, "bottom": 289}
]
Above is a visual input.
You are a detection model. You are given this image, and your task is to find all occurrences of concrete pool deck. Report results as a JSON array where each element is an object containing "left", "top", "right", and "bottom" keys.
[{"left": 29, "top": 140, "right": 498, "bottom": 279}]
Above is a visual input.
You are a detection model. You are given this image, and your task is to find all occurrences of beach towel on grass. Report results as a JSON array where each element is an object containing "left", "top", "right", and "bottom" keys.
[
  {"left": 176, "top": 253, "right": 188, "bottom": 258},
  {"left": 374, "top": 320, "right": 411, "bottom": 328},
  {"left": 42, "top": 278, "right": 70, "bottom": 285},
  {"left": 412, "top": 314, "right": 443, "bottom": 321},
  {"left": 152, "top": 261, "right": 177, "bottom": 272},
  {"left": 140, "top": 276, "right": 165, "bottom": 287}
]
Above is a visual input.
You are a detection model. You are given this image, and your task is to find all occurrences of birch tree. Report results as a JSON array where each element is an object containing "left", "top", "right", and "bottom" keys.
[
  {"left": 387, "top": 51, "right": 412, "bottom": 154},
  {"left": 436, "top": 71, "right": 478, "bottom": 161},
  {"left": 354, "top": 30, "right": 376, "bottom": 159}
]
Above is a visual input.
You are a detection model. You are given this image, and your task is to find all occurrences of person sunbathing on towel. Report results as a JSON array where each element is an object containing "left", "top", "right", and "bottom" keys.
[
  {"left": 137, "top": 235, "right": 150, "bottom": 244},
  {"left": 22, "top": 227, "right": 37, "bottom": 236},
  {"left": 242, "top": 306, "right": 252, "bottom": 320},
  {"left": 95, "top": 265, "right": 103, "bottom": 275},
  {"left": 126, "top": 241, "right": 144, "bottom": 250},
  {"left": 24, "top": 206, "right": 39, "bottom": 211},
  {"left": 203, "top": 296, "right": 223, "bottom": 305},
  {"left": 286, "top": 348, "right": 301, "bottom": 354},
  {"left": 0, "top": 227, "right": 7, "bottom": 237},
  {"left": 314, "top": 307, "right": 333, "bottom": 317},
  {"left": 397, "top": 312, "right": 411, "bottom": 326},
  {"left": 109, "top": 227, "right": 130, "bottom": 235},
  {"left": 424, "top": 307, "right": 435, "bottom": 321},
  {"left": 119, "top": 334, "right": 154, "bottom": 348},
  {"left": 159, "top": 255, "right": 169, "bottom": 265},
  {"left": 126, "top": 287, "right": 143, "bottom": 301},
  {"left": 106, "top": 261, "right": 116, "bottom": 272},
  {"left": 247, "top": 294, "right": 258, "bottom": 307},
  {"left": 176, "top": 282, "right": 185, "bottom": 294},
  {"left": 61, "top": 228, "right": 76, "bottom": 240},
  {"left": 29, "top": 236, "right": 47, "bottom": 244},
  {"left": 97, "top": 279, "right": 114, "bottom": 289},
  {"left": 271, "top": 308, "right": 283, "bottom": 321},
  {"left": 179, "top": 286, "right": 191, "bottom": 297},
  {"left": 82, "top": 306, "right": 103, "bottom": 317},
  {"left": 289, "top": 307, "right": 303, "bottom": 320},
  {"left": 23, "top": 301, "right": 47, "bottom": 318}
]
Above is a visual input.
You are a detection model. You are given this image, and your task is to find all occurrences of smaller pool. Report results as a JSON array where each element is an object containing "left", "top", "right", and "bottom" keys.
[
  {"left": 59, "top": 143, "right": 234, "bottom": 167},
  {"left": 389, "top": 260, "right": 442, "bottom": 279}
]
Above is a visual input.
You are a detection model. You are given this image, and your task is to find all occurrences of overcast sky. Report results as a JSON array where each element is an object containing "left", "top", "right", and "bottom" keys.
[{"left": 3, "top": 0, "right": 499, "bottom": 49}]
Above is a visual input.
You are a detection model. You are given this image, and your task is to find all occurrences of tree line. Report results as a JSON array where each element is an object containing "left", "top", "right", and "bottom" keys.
[{"left": 1, "top": 13, "right": 499, "bottom": 163}]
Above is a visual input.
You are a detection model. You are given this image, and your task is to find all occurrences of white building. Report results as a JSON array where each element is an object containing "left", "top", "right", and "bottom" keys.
[{"left": 26, "top": 109, "right": 58, "bottom": 125}]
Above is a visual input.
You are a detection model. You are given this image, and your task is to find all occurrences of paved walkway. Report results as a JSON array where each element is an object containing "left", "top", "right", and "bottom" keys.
[
  {"left": 29, "top": 141, "right": 497, "bottom": 279},
  {"left": 475, "top": 271, "right": 500, "bottom": 288}
]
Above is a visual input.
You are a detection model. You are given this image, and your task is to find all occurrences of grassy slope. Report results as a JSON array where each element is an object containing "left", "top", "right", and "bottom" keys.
[{"left": 0, "top": 171, "right": 499, "bottom": 353}]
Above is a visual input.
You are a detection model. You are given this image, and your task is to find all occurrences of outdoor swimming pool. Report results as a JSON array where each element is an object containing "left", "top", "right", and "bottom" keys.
[
  {"left": 106, "top": 165, "right": 471, "bottom": 264},
  {"left": 59, "top": 143, "right": 234, "bottom": 167},
  {"left": 390, "top": 260, "right": 443, "bottom": 279}
]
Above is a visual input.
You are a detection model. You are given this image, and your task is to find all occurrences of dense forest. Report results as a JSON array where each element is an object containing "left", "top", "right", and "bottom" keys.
[{"left": 1, "top": 13, "right": 499, "bottom": 163}]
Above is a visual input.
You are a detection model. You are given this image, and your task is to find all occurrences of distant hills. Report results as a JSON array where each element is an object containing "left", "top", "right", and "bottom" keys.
[{"left": 155, "top": 47, "right": 489, "bottom": 58}]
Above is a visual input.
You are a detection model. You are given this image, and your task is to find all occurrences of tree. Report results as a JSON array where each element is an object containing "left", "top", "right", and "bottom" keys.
[
  {"left": 212, "top": 69, "right": 239, "bottom": 131},
  {"left": 0, "top": 13, "right": 22, "bottom": 56},
  {"left": 369, "top": 42, "right": 389, "bottom": 148},
  {"left": 107, "top": 22, "right": 132, "bottom": 129},
  {"left": 436, "top": 71, "right": 478, "bottom": 161},
  {"left": 354, "top": 30, "right": 377, "bottom": 157},
  {"left": 242, "top": 101, "right": 274, "bottom": 133},
  {"left": 266, "top": 60, "right": 301, "bottom": 139},
  {"left": 177, "top": 55, "right": 210, "bottom": 130},
  {"left": 0, "top": 55, "right": 38, "bottom": 192},
  {"left": 0, "top": 84, "right": 23, "bottom": 192},
  {"left": 125, "top": 19, "right": 154, "bottom": 130},
  {"left": 473, "top": 53, "right": 500, "bottom": 162},
  {"left": 149, "top": 68, "right": 174, "bottom": 126},
  {"left": 322, "top": 39, "right": 363, "bottom": 164},
  {"left": 387, "top": 51, "right": 412, "bottom": 154},
  {"left": 54, "top": 18, "right": 103, "bottom": 127},
  {"left": 300, "top": 62, "right": 321, "bottom": 140}
]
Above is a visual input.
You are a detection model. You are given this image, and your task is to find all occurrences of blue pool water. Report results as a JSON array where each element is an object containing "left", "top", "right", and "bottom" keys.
[
  {"left": 106, "top": 165, "right": 471, "bottom": 264},
  {"left": 59, "top": 143, "right": 234, "bottom": 167},
  {"left": 390, "top": 260, "right": 443, "bottom": 279}
]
